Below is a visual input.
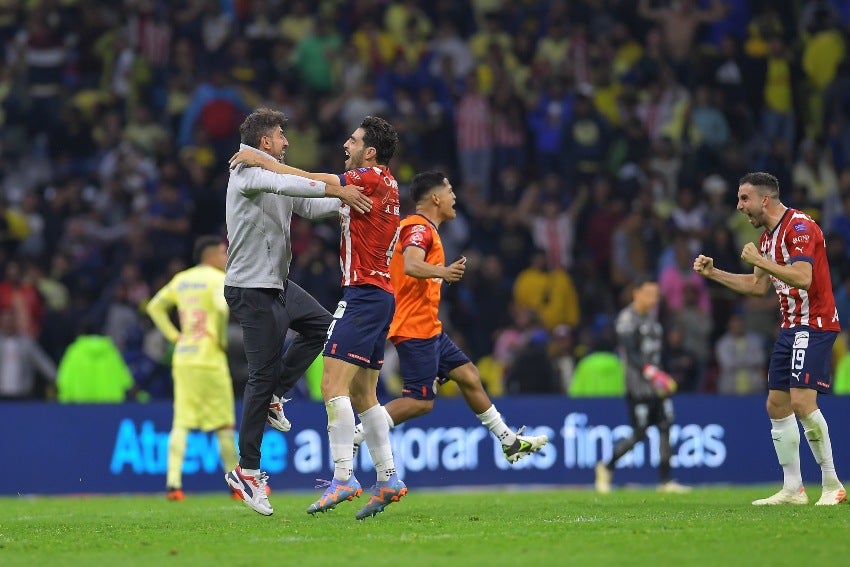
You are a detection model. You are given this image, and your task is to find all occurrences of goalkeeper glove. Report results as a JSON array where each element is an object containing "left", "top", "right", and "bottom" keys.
[{"left": 642, "top": 364, "right": 678, "bottom": 397}]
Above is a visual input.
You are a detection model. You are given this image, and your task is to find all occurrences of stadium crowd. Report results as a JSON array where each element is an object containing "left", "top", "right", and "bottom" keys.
[{"left": 2, "top": 0, "right": 850, "bottom": 402}]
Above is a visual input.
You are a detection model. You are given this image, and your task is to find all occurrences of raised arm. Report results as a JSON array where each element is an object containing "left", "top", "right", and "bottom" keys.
[
  {"left": 740, "top": 241, "right": 813, "bottom": 290},
  {"left": 292, "top": 196, "right": 342, "bottom": 220},
  {"left": 403, "top": 246, "right": 466, "bottom": 283},
  {"left": 231, "top": 148, "right": 341, "bottom": 185},
  {"left": 229, "top": 149, "right": 372, "bottom": 213},
  {"left": 693, "top": 253, "right": 773, "bottom": 296}
]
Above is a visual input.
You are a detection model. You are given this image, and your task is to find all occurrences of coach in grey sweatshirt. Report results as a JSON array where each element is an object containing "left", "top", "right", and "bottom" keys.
[{"left": 223, "top": 108, "right": 370, "bottom": 515}]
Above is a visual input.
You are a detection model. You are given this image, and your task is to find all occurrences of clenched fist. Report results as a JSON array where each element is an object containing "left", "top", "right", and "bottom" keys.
[
  {"left": 693, "top": 254, "right": 714, "bottom": 276},
  {"left": 740, "top": 242, "right": 761, "bottom": 266}
]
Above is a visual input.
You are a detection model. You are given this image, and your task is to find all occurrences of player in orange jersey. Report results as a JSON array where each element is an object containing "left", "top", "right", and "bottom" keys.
[{"left": 353, "top": 171, "right": 549, "bottom": 463}]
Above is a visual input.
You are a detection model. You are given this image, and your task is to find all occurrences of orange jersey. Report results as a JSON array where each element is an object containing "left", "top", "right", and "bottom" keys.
[{"left": 388, "top": 214, "right": 444, "bottom": 342}]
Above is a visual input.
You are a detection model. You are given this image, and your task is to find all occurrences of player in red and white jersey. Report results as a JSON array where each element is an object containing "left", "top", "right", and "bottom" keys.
[
  {"left": 336, "top": 164, "right": 399, "bottom": 292},
  {"left": 757, "top": 207, "right": 839, "bottom": 331},
  {"left": 229, "top": 116, "right": 406, "bottom": 519},
  {"left": 694, "top": 172, "right": 845, "bottom": 506}
]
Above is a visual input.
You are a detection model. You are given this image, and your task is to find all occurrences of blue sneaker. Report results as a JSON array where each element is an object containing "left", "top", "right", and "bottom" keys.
[
  {"left": 355, "top": 475, "right": 408, "bottom": 520},
  {"left": 306, "top": 476, "right": 363, "bottom": 515}
]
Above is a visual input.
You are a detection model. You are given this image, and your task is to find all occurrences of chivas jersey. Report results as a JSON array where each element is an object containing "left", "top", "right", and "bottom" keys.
[
  {"left": 759, "top": 208, "right": 840, "bottom": 331},
  {"left": 337, "top": 165, "right": 401, "bottom": 293}
]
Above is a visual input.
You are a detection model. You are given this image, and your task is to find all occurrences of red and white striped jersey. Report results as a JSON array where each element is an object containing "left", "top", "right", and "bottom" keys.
[
  {"left": 336, "top": 166, "right": 400, "bottom": 293},
  {"left": 759, "top": 208, "right": 840, "bottom": 331}
]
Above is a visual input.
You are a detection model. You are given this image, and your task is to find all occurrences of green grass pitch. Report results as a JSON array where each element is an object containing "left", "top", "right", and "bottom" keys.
[{"left": 2, "top": 487, "right": 848, "bottom": 566}]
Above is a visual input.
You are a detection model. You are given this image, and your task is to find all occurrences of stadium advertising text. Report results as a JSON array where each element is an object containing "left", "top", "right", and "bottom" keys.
[{"left": 4, "top": 396, "right": 848, "bottom": 494}]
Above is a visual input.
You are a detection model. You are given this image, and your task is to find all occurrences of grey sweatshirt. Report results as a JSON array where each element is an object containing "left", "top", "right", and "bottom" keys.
[{"left": 224, "top": 144, "right": 341, "bottom": 290}]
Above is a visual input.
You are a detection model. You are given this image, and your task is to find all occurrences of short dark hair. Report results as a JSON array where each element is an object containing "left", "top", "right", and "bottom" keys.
[
  {"left": 360, "top": 115, "right": 398, "bottom": 165},
  {"left": 739, "top": 172, "right": 780, "bottom": 197},
  {"left": 239, "top": 108, "right": 287, "bottom": 148},
  {"left": 409, "top": 171, "right": 447, "bottom": 203},
  {"left": 630, "top": 273, "right": 657, "bottom": 291},
  {"left": 193, "top": 235, "right": 223, "bottom": 264}
]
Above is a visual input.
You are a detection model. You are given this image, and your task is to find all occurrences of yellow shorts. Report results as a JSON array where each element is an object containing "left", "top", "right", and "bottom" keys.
[{"left": 172, "top": 365, "right": 235, "bottom": 431}]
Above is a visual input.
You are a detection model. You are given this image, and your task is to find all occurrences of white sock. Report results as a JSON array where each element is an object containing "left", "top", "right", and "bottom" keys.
[
  {"left": 476, "top": 405, "right": 516, "bottom": 446},
  {"left": 353, "top": 422, "right": 365, "bottom": 446},
  {"left": 240, "top": 468, "right": 260, "bottom": 477},
  {"left": 326, "top": 396, "right": 355, "bottom": 481},
  {"left": 770, "top": 414, "right": 803, "bottom": 492},
  {"left": 360, "top": 404, "right": 396, "bottom": 482},
  {"left": 801, "top": 409, "right": 840, "bottom": 487},
  {"left": 354, "top": 407, "right": 394, "bottom": 447}
]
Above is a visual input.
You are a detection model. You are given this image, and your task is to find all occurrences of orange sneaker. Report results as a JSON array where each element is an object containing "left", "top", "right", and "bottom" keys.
[{"left": 166, "top": 488, "right": 185, "bottom": 501}]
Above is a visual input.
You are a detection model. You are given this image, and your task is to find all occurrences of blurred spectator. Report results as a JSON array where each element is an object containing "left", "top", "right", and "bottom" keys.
[
  {"left": 0, "top": 309, "right": 56, "bottom": 399},
  {"left": 667, "top": 283, "right": 713, "bottom": 390},
  {"left": 530, "top": 180, "right": 588, "bottom": 271},
  {"left": 454, "top": 73, "right": 493, "bottom": 198},
  {"left": 659, "top": 233, "right": 712, "bottom": 315},
  {"left": 662, "top": 325, "right": 702, "bottom": 393},
  {"left": 0, "top": 259, "right": 45, "bottom": 338},
  {"left": 503, "top": 329, "right": 559, "bottom": 395},
  {"left": 715, "top": 313, "right": 767, "bottom": 394},
  {"left": 792, "top": 138, "right": 839, "bottom": 207},
  {"left": 549, "top": 324, "right": 576, "bottom": 395},
  {"left": 513, "top": 248, "right": 580, "bottom": 331},
  {"left": 295, "top": 16, "right": 341, "bottom": 97},
  {"left": 562, "top": 88, "right": 611, "bottom": 185}
]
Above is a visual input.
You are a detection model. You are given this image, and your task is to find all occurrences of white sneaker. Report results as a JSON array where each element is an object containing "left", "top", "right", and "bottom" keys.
[
  {"left": 226, "top": 466, "right": 273, "bottom": 515},
  {"left": 752, "top": 487, "right": 808, "bottom": 506},
  {"left": 658, "top": 480, "right": 691, "bottom": 494},
  {"left": 267, "top": 394, "right": 291, "bottom": 432},
  {"left": 595, "top": 461, "right": 612, "bottom": 494},
  {"left": 502, "top": 426, "right": 549, "bottom": 463},
  {"left": 815, "top": 484, "right": 847, "bottom": 506}
]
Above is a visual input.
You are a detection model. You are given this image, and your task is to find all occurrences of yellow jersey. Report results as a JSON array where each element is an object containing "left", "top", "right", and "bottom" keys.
[{"left": 146, "top": 265, "right": 228, "bottom": 369}]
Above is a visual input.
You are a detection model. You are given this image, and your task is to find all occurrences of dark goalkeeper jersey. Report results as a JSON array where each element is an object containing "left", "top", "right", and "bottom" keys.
[{"left": 615, "top": 304, "right": 663, "bottom": 400}]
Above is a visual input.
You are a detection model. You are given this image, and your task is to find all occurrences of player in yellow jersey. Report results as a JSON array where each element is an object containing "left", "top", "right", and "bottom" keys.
[{"left": 146, "top": 236, "right": 239, "bottom": 501}]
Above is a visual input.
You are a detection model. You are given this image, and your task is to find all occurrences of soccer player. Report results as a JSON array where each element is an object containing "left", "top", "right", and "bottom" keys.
[
  {"left": 229, "top": 116, "right": 405, "bottom": 520},
  {"left": 146, "top": 236, "right": 237, "bottom": 501},
  {"left": 223, "top": 108, "right": 372, "bottom": 516},
  {"left": 694, "top": 171, "right": 846, "bottom": 506},
  {"left": 351, "top": 171, "right": 549, "bottom": 463},
  {"left": 594, "top": 276, "right": 689, "bottom": 494}
]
